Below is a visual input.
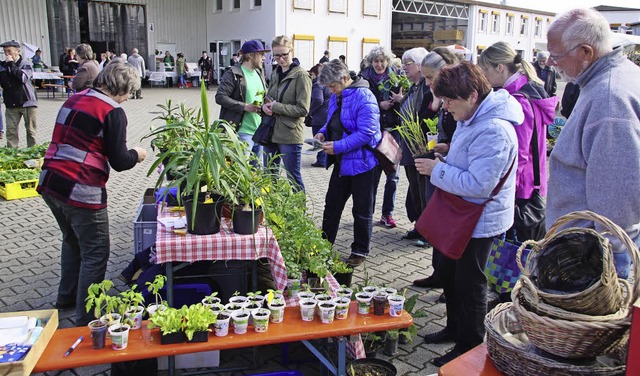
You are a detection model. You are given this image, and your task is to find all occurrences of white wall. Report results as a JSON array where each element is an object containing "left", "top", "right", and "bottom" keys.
[
  {"left": 206, "top": 1, "right": 276, "bottom": 49},
  {"left": 0, "top": 0, "right": 52, "bottom": 65},
  {"left": 600, "top": 10, "right": 640, "bottom": 25}
]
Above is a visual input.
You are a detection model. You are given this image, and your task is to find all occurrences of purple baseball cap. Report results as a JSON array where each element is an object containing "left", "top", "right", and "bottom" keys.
[{"left": 240, "top": 40, "right": 270, "bottom": 54}]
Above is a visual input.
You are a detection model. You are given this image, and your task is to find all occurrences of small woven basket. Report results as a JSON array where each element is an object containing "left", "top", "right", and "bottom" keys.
[
  {"left": 516, "top": 211, "right": 639, "bottom": 316},
  {"left": 485, "top": 303, "right": 626, "bottom": 375}
]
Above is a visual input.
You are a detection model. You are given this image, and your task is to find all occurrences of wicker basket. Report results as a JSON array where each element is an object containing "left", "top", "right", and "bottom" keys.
[
  {"left": 513, "top": 275, "right": 632, "bottom": 323},
  {"left": 485, "top": 303, "right": 626, "bottom": 375},
  {"left": 516, "top": 211, "right": 639, "bottom": 316}
]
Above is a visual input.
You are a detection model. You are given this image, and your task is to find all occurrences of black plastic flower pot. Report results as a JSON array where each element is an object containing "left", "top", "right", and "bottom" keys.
[
  {"left": 184, "top": 198, "right": 223, "bottom": 235},
  {"left": 347, "top": 358, "right": 397, "bottom": 376},
  {"left": 232, "top": 207, "right": 262, "bottom": 235},
  {"left": 187, "top": 330, "right": 209, "bottom": 343},
  {"left": 160, "top": 331, "right": 186, "bottom": 345},
  {"left": 383, "top": 336, "right": 399, "bottom": 356},
  {"left": 333, "top": 271, "right": 353, "bottom": 287}
]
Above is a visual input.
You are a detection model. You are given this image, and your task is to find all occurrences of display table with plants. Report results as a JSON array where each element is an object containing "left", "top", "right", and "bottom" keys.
[{"left": 33, "top": 301, "right": 413, "bottom": 375}]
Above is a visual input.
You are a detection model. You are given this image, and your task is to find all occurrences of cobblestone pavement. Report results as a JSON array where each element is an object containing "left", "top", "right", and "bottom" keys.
[{"left": 0, "top": 86, "right": 446, "bottom": 375}]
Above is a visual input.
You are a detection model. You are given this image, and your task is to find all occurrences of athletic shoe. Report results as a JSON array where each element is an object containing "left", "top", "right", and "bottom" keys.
[{"left": 380, "top": 214, "right": 397, "bottom": 228}]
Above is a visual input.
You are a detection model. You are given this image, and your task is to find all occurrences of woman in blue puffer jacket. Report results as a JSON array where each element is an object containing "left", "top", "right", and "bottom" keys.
[{"left": 314, "top": 59, "right": 382, "bottom": 268}]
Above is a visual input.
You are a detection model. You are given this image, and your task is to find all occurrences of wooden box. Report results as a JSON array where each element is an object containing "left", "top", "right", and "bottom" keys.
[
  {"left": 433, "top": 29, "right": 464, "bottom": 41},
  {"left": 0, "top": 309, "right": 59, "bottom": 376}
]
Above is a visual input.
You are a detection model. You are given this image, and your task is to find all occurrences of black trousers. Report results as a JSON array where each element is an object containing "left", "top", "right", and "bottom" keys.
[
  {"left": 438, "top": 237, "right": 494, "bottom": 352},
  {"left": 322, "top": 165, "right": 378, "bottom": 256},
  {"left": 404, "top": 165, "right": 427, "bottom": 223}
]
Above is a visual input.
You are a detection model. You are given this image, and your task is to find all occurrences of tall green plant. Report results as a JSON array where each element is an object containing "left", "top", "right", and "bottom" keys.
[{"left": 394, "top": 102, "right": 430, "bottom": 157}]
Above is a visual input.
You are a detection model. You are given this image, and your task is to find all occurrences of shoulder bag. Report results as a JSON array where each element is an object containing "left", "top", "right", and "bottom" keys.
[
  {"left": 415, "top": 159, "right": 514, "bottom": 260},
  {"left": 513, "top": 92, "right": 546, "bottom": 241},
  {"left": 252, "top": 79, "right": 292, "bottom": 146},
  {"left": 340, "top": 126, "right": 402, "bottom": 176}
]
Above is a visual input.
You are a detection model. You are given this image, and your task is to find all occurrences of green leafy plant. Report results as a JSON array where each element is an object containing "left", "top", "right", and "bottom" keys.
[
  {"left": 146, "top": 275, "right": 167, "bottom": 307},
  {"left": 85, "top": 279, "right": 121, "bottom": 321},
  {"left": 0, "top": 143, "right": 49, "bottom": 170},
  {"left": 202, "top": 291, "right": 219, "bottom": 304},
  {"left": 394, "top": 293, "right": 428, "bottom": 343},
  {"left": 119, "top": 284, "right": 145, "bottom": 311},
  {"left": 252, "top": 90, "right": 265, "bottom": 106},
  {"left": 394, "top": 102, "right": 430, "bottom": 157},
  {"left": 183, "top": 304, "right": 217, "bottom": 340},
  {"left": 147, "top": 306, "right": 185, "bottom": 335},
  {"left": 423, "top": 117, "right": 438, "bottom": 134},
  {"left": 0, "top": 169, "right": 41, "bottom": 184},
  {"left": 377, "top": 71, "right": 411, "bottom": 94},
  {"left": 224, "top": 155, "right": 274, "bottom": 211}
]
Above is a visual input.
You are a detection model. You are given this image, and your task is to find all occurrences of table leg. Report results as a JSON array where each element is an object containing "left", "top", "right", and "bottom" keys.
[{"left": 301, "top": 336, "right": 347, "bottom": 376}]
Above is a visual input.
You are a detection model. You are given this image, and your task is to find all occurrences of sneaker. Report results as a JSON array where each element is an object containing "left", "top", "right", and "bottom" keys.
[
  {"left": 380, "top": 214, "right": 397, "bottom": 228},
  {"left": 401, "top": 229, "right": 422, "bottom": 240}
]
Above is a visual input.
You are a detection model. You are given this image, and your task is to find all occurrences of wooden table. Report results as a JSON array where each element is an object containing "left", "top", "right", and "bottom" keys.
[
  {"left": 33, "top": 302, "right": 413, "bottom": 376},
  {"left": 438, "top": 344, "right": 503, "bottom": 376}
]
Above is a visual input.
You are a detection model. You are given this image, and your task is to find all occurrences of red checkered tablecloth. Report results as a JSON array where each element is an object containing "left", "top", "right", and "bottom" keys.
[{"left": 154, "top": 208, "right": 288, "bottom": 292}]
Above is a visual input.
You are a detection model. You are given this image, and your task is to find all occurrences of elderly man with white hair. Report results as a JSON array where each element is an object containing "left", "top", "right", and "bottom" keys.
[
  {"left": 533, "top": 50, "right": 558, "bottom": 96},
  {"left": 546, "top": 8, "right": 640, "bottom": 279},
  {"left": 127, "top": 47, "right": 146, "bottom": 99}
]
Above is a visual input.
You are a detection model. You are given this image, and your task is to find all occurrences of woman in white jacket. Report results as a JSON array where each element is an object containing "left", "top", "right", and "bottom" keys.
[{"left": 415, "top": 61, "right": 522, "bottom": 367}]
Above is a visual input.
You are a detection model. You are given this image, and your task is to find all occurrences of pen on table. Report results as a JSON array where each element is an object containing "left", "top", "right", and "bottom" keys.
[{"left": 63, "top": 335, "right": 84, "bottom": 357}]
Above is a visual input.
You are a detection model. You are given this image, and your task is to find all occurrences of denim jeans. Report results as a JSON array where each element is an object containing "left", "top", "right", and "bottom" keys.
[
  {"left": 179, "top": 73, "right": 187, "bottom": 87},
  {"left": 238, "top": 132, "right": 263, "bottom": 167},
  {"left": 372, "top": 167, "right": 399, "bottom": 216},
  {"left": 321, "top": 165, "right": 377, "bottom": 256},
  {"left": 438, "top": 237, "right": 493, "bottom": 353},
  {"left": 263, "top": 143, "right": 305, "bottom": 192},
  {"left": 42, "top": 194, "right": 110, "bottom": 327}
]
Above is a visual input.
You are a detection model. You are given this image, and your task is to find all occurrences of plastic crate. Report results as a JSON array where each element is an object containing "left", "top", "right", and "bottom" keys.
[
  {"left": 134, "top": 203, "right": 157, "bottom": 253},
  {"left": 248, "top": 371, "right": 304, "bottom": 376},
  {"left": 0, "top": 179, "right": 39, "bottom": 200}
]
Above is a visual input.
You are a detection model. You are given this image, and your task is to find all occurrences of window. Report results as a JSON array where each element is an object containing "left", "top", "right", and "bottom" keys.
[
  {"left": 329, "top": 0, "right": 347, "bottom": 14},
  {"left": 251, "top": 0, "right": 262, "bottom": 9},
  {"left": 293, "top": 34, "right": 315, "bottom": 69},
  {"left": 231, "top": 0, "right": 240, "bottom": 11},
  {"left": 491, "top": 12, "right": 500, "bottom": 33},
  {"left": 328, "top": 36, "right": 348, "bottom": 65},
  {"left": 506, "top": 14, "right": 514, "bottom": 35},
  {"left": 214, "top": 0, "right": 222, "bottom": 12},
  {"left": 362, "top": 38, "right": 380, "bottom": 59},
  {"left": 363, "top": 0, "right": 380, "bottom": 17},
  {"left": 478, "top": 11, "right": 487, "bottom": 33},
  {"left": 535, "top": 18, "right": 543, "bottom": 37},
  {"left": 293, "top": 0, "right": 314, "bottom": 10},
  {"left": 520, "top": 16, "right": 529, "bottom": 36}
]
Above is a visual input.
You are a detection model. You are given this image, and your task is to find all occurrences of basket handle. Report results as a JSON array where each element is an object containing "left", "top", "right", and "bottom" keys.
[
  {"left": 546, "top": 210, "right": 640, "bottom": 308},
  {"left": 516, "top": 275, "right": 540, "bottom": 304},
  {"left": 515, "top": 240, "right": 539, "bottom": 275}
]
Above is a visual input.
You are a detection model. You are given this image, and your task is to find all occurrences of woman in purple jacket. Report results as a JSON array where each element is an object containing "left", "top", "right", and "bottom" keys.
[
  {"left": 479, "top": 41, "right": 558, "bottom": 242},
  {"left": 314, "top": 59, "right": 382, "bottom": 268}
]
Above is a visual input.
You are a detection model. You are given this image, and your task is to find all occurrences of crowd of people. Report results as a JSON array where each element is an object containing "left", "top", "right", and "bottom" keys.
[{"left": 1, "top": 5, "right": 639, "bottom": 370}]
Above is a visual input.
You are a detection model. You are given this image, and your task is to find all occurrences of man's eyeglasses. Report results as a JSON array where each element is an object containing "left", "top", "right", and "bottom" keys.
[
  {"left": 273, "top": 51, "right": 290, "bottom": 59},
  {"left": 548, "top": 44, "right": 581, "bottom": 64}
]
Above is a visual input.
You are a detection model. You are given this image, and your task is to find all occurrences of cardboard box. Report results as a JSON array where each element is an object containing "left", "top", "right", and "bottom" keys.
[
  {"left": 158, "top": 350, "right": 220, "bottom": 370},
  {"left": 0, "top": 309, "right": 59, "bottom": 376}
]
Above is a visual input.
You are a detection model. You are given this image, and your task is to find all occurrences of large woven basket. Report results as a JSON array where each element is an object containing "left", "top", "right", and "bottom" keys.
[
  {"left": 485, "top": 303, "right": 626, "bottom": 375},
  {"left": 516, "top": 211, "right": 639, "bottom": 316},
  {"left": 513, "top": 275, "right": 632, "bottom": 323}
]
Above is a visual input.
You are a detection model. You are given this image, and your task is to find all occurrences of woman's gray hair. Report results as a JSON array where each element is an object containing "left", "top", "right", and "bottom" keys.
[
  {"left": 422, "top": 47, "right": 458, "bottom": 70},
  {"left": 94, "top": 59, "right": 140, "bottom": 96},
  {"left": 548, "top": 8, "right": 612, "bottom": 57},
  {"left": 318, "top": 59, "right": 349, "bottom": 86},
  {"left": 536, "top": 50, "right": 550, "bottom": 60},
  {"left": 365, "top": 46, "right": 394, "bottom": 66},
  {"left": 401, "top": 47, "right": 428, "bottom": 65},
  {"left": 75, "top": 43, "right": 95, "bottom": 61}
]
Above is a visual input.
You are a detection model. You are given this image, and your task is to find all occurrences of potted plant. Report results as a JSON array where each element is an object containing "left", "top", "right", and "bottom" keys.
[
  {"left": 348, "top": 358, "right": 397, "bottom": 376},
  {"left": 85, "top": 279, "right": 122, "bottom": 326},
  {"left": 394, "top": 102, "right": 430, "bottom": 158},
  {"left": 266, "top": 290, "right": 285, "bottom": 323},
  {"left": 397, "top": 293, "right": 428, "bottom": 345},
  {"left": 299, "top": 298, "right": 317, "bottom": 322},
  {"left": 145, "top": 275, "right": 167, "bottom": 316},
  {"left": 119, "top": 284, "right": 145, "bottom": 329},
  {"left": 330, "top": 251, "right": 354, "bottom": 287},
  {"left": 424, "top": 117, "right": 439, "bottom": 151},
  {"left": 143, "top": 84, "right": 245, "bottom": 234},
  {"left": 201, "top": 291, "right": 221, "bottom": 308},
  {"left": 213, "top": 311, "right": 231, "bottom": 337},
  {"left": 183, "top": 303, "right": 217, "bottom": 342},
  {"left": 362, "top": 332, "right": 383, "bottom": 358},
  {"left": 231, "top": 309, "right": 250, "bottom": 334},
  {"left": 246, "top": 290, "right": 265, "bottom": 306},
  {"left": 318, "top": 300, "right": 337, "bottom": 324},
  {"left": 333, "top": 296, "right": 351, "bottom": 320},
  {"left": 355, "top": 291, "right": 373, "bottom": 315},
  {"left": 252, "top": 308, "right": 271, "bottom": 332},
  {"left": 148, "top": 306, "right": 187, "bottom": 344}
]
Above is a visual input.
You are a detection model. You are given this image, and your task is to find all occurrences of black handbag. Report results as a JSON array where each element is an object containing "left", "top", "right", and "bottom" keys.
[
  {"left": 252, "top": 79, "right": 292, "bottom": 146},
  {"left": 513, "top": 92, "right": 546, "bottom": 241}
]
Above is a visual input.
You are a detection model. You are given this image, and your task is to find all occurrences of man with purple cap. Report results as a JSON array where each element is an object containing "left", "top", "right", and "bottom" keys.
[
  {"left": 215, "top": 39, "right": 269, "bottom": 160},
  {"left": 0, "top": 40, "right": 37, "bottom": 147}
]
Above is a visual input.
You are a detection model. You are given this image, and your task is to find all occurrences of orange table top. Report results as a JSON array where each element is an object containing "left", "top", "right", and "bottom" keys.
[
  {"left": 439, "top": 344, "right": 503, "bottom": 376},
  {"left": 34, "top": 302, "right": 412, "bottom": 373}
]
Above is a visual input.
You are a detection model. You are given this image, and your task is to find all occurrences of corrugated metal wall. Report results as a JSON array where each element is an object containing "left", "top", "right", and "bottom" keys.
[{"left": 0, "top": 0, "right": 52, "bottom": 64}]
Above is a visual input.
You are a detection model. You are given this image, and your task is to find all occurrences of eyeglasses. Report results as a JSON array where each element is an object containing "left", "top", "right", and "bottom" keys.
[
  {"left": 548, "top": 44, "right": 581, "bottom": 64},
  {"left": 402, "top": 60, "right": 414, "bottom": 67},
  {"left": 273, "top": 51, "right": 290, "bottom": 59}
]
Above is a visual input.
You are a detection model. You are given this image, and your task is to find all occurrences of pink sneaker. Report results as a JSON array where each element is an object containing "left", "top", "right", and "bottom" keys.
[{"left": 380, "top": 214, "right": 397, "bottom": 228}]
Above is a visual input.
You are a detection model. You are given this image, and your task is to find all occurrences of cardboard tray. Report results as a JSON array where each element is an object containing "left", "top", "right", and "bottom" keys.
[{"left": 0, "top": 309, "right": 59, "bottom": 376}]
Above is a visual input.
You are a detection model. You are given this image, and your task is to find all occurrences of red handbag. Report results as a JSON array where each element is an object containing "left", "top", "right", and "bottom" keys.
[{"left": 416, "top": 160, "right": 514, "bottom": 260}]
